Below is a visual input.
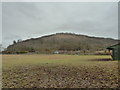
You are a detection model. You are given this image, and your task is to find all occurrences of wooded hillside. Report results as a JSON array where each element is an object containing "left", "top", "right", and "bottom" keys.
[{"left": 5, "top": 33, "right": 119, "bottom": 54}]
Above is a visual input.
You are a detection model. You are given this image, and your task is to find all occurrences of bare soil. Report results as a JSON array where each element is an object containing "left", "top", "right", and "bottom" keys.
[{"left": 2, "top": 64, "right": 119, "bottom": 88}]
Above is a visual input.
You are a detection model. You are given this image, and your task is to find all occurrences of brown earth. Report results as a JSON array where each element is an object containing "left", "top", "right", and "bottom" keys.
[{"left": 2, "top": 64, "right": 119, "bottom": 88}]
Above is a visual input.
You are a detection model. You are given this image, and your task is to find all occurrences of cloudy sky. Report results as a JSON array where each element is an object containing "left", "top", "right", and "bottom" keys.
[
  {"left": 0, "top": 3, "right": 2, "bottom": 45},
  {"left": 2, "top": 2, "right": 118, "bottom": 48}
]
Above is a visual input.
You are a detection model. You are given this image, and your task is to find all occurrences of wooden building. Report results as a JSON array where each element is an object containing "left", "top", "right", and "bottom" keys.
[{"left": 107, "top": 43, "right": 120, "bottom": 60}]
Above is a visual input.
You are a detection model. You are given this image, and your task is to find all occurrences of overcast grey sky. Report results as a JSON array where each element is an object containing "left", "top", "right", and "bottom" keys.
[
  {"left": 2, "top": 2, "right": 118, "bottom": 48},
  {"left": 0, "top": 3, "right": 2, "bottom": 45}
]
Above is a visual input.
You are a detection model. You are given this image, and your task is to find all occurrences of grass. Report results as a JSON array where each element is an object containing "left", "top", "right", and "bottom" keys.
[
  {"left": 2, "top": 54, "right": 115, "bottom": 67},
  {"left": 2, "top": 54, "right": 119, "bottom": 88},
  {"left": 0, "top": 55, "right": 2, "bottom": 89}
]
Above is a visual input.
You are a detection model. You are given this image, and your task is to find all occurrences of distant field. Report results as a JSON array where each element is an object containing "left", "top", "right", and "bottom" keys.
[{"left": 2, "top": 54, "right": 118, "bottom": 88}]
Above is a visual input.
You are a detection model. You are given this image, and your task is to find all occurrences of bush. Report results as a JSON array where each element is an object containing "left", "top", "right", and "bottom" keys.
[{"left": 16, "top": 51, "right": 28, "bottom": 54}]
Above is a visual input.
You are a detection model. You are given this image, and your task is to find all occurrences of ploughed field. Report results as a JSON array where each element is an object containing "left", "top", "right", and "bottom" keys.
[{"left": 2, "top": 55, "right": 119, "bottom": 88}]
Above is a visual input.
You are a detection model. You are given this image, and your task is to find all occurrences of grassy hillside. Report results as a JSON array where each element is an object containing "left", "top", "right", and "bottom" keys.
[{"left": 6, "top": 33, "right": 118, "bottom": 54}]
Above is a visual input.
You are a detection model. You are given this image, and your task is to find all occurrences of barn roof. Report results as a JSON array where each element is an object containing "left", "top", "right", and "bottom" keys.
[{"left": 107, "top": 43, "right": 120, "bottom": 50}]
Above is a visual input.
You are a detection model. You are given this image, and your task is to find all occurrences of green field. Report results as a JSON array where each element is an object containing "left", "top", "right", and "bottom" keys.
[{"left": 2, "top": 55, "right": 119, "bottom": 88}]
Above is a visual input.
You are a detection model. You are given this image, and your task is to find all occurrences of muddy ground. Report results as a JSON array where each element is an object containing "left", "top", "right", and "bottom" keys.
[{"left": 2, "top": 64, "right": 119, "bottom": 88}]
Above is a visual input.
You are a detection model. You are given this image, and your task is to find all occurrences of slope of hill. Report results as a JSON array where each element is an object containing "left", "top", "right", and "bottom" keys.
[{"left": 6, "top": 33, "right": 119, "bottom": 54}]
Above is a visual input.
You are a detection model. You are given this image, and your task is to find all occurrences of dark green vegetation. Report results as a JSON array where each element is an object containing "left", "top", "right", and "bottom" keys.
[
  {"left": 107, "top": 43, "right": 120, "bottom": 60},
  {"left": 5, "top": 33, "right": 118, "bottom": 54},
  {"left": 2, "top": 55, "right": 118, "bottom": 88}
]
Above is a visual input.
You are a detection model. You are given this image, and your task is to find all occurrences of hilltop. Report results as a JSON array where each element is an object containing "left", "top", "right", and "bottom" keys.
[{"left": 5, "top": 33, "right": 119, "bottom": 54}]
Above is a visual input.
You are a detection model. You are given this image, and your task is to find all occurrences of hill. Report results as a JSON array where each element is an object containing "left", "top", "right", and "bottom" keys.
[{"left": 5, "top": 33, "right": 119, "bottom": 54}]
